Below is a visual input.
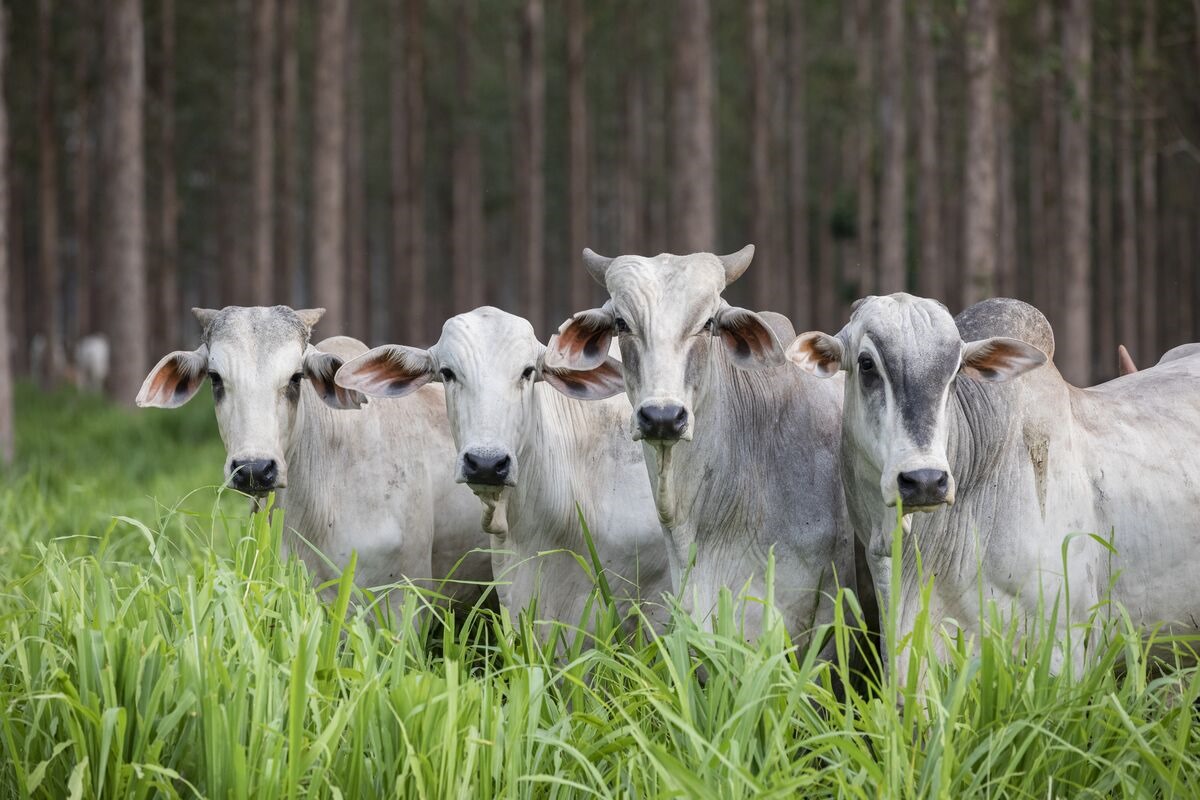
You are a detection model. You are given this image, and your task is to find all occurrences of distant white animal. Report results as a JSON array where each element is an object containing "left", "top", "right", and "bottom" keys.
[
  {"left": 789, "top": 295, "right": 1200, "bottom": 682},
  {"left": 136, "top": 305, "right": 492, "bottom": 610},
  {"left": 336, "top": 306, "right": 670, "bottom": 631},
  {"left": 549, "top": 247, "right": 857, "bottom": 647},
  {"left": 73, "top": 334, "right": 109, "bottom": 392}
]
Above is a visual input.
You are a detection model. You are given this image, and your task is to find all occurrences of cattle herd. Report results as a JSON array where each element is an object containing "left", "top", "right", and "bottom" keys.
[{"left": 136, "top": 247, "right": 1200, "bottom": 681}]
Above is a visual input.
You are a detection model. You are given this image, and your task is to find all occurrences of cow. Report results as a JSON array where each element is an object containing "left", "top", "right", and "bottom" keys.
[
  {"left": 1117, "top": 342, "right": 1200, "bottom": 376},
  {"left": 136, "top": 305, "right": 492, "bottom": 611},
  {"left": 334, "top": 306, "right": 671, "bottom": 631},
  {"left": 787, "top": 294, "right": 1200, "bottom": 681},
  {"left": 548, "top": 247, "right": 857, "bottom": 647}
]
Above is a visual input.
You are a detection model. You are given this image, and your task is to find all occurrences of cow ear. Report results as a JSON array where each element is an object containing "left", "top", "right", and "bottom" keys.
[
  {"left": 335, "top": 344, "right": 435, "bottom": 399},
  {"left": 961, "top": 337, "right": 1047, "bottom": 382},
  {"left": 715, "top": 306, "right": 785, "bottom": 370},
  {"left": 540, "top": 357, "right": 625, "bottom": 401},
  {"left": 136, "top": 346, "right": 209, "bottom": 408},
  {"left": 545, "top": 305, "right": 615, "bottom": 370},
  {"left": 304, "top": 347, "right": 366, "bottom": 410},
  {"left": 785, "top": 332, "right": 844, "bottom": 378}
]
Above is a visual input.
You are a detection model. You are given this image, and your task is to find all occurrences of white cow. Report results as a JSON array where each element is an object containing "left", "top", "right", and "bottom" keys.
[
  {"left": 788, "top": 294, "right": 1200, "bottom": 680},
  {"left": 136, "top": 305, "right": 492, "bottom": 609},
  {"left": 335, "top": 307, "right": 670, "bottom": 631},
  {"left": 549, "top": 247, "right": 857, "bottom": 647}
]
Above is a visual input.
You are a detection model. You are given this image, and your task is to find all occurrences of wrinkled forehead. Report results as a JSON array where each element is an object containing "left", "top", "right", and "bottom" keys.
[
  {"left": 850, "top": 295, "right": 959, "bottom": 357},
  {"left": 435, "top": 307, "right": 541, "bottom": 371},
  {"left": 604, "top": 254, "right": 726, "bottom": 321},
  {"left": 204, "top": 307, "right": 309, "bottom": 371}
]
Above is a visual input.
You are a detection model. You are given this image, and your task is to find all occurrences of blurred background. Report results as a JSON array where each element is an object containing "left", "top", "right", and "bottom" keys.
[{"left": 0, "top": 0, "right": 1198, "bottom": 430}]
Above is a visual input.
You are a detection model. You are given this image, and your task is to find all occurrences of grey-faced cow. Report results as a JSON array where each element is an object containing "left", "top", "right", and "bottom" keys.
[
  {"left": 549, "top": 248, "right": 856, "bottom": 646},
  {"left": 335, "top": 307, "right": 670, "bottom": 630},
  {"left": 136, "top": 306, "right": 492, "bottom": 609},
  {"left": 789, "top": 294, "right": 1200, "bottom": 680}
]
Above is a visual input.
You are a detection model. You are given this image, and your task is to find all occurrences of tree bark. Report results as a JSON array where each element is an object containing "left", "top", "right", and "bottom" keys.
[
  {"left": 345, "top": 4, "right": 368, "bottom": 338},
  {"left": 1029, "top": 3, "right": 1058, "bottom": 317},
  {"left": 748, "top": 0, "right": 774, "bottom": 308},
  {"left": 389, "top": 0, "right": 408, "bottom": 339},
  {"left": 249, "top": 0, "right": 275, "bottom": 306},
  {"left": 276, "top": 0, "right": 300, "bottom": 306},
  {"left": 515, "top": 0, "right": 545, "bottom": 330},
  {"left": 1117, "top": 0, "right": 1138, "bottom": 359},
  {"left": 38, "top": 0, "right": 62, "bottom": 385},
  {"left": 914, "top": 0, "right": 942, "bottom": 303},
  {"left": 158, "top": 0, "right": 179, "bottom": 346},
  {"left": 98, "top": 0, "right": 147, "bottom": 404},
  {"left": 964, "top": 0, "right": 998, "bottom": 306},
  {"left": 669, "top": 0, "right": 716, "bottom": 253},
  {"left": 787, "top": 0, "right": 810, "bottom": 324},
  {"left": 451, "top": 0, "right": 484, "bottom": 313},
  {"left": 0, "top": 5, "right": 14, "bottom": 461},
  {"left": 1059, "top": 0, "right": 1092, "bottom": 385},
  {"left": 996, "top": 30, "right": 1017, "bottom": 298},
  {"left": 403, "top": 0, "right": 426, "bottom": 342},
  {"left": 73, "top": 0, "right": 93, "bottom": 340},
  {"left": 852, "top": 0, "right": 875, "bottom": 297},
  {"left": 1096, "top": 89, "right": 1114, "bottom": 373},
  {"left": 1139, "top": 0, "right": 1158, "bottom": 356},
  {"left": 616, "top": 0, "right": 646, "bottom": 255},
  {"left": 878, "top": 0, "right": 906, "bottom": 294},
  {"left": 566, "top": 0, "right": 590, "bottom": 311},
  {"left": 312, "top": 0, "right": 347, "bottom": 334}
]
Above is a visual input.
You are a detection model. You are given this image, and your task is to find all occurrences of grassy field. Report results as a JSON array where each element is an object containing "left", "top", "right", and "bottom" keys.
[{"left": 1, "top": 386, "right": 1198, "bottom": 798}]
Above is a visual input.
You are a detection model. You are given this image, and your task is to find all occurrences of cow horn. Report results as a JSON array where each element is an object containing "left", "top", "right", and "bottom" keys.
[
  {"left": 582, "top": 248, "right": 613, "bottom": 289},
  {"left": 192, "top": 307, "right": 220, "bottom": 331},
  {"left": 718, "top": 244, "right": 755, "bottom": 285}
]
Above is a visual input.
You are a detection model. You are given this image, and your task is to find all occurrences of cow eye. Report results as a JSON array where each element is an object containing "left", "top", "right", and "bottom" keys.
[
  {"left": 289, "top": 372, "right": 303, "bottom": 387},
  {"left": 857, "top": 354, "right": 875, "bottom": 373},
  {"left": 208, "top": 371, "right": 225, "bottom": 400},
  {"left": 439, "top": 367, "right": 456, "bottom": 383},
  {"left": 703, "top": 318, "right": 717, "bottom": 334},
  {"left": 208, "top": 371, "right": 223, "bottom": 385},
  {"left": 521, "top": 366, "right": 536, "bottom": 381},
  {"left": 614, "top": 317, "right": 629, "bottom": 334}
]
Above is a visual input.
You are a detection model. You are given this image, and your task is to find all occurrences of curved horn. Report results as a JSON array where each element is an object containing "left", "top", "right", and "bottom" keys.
[
  {"left": 718, "top": 244, "right": 755, "bottom": 285},
  {"left": 192, "top": 307, "right": 220, "bottom": 331},
  {"left": 582, "top": 248, "right": 614, "bottom": 288}
]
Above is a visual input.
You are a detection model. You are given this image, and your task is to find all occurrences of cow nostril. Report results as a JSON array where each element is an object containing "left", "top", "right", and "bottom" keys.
[
  {"left": 897, "top": 469, "right": 950, "bottom": 506},
  {"left": 494, "top": 455, "right": 511, "bottom": 478},
  {"left": 462, "top": 452, "right": 479, "bottom": 472},
  {"left": 637, "top": 404, "right": 689, "bottom": 440}
]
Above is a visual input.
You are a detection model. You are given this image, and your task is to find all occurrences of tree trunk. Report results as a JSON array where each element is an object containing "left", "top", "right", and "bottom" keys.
[
  {"left": 747, "top": 0, "right": 774, "bottom": 308},
  {"left": 816, "top": 128, "right": 837, "bottom": 332},
  {"left": 451, "top": 0, "right": 484, "bottom": 314},
  {"left": 276, "top": 0, "right": 300, "bottom": 307},
  {"left": 996, "top": 30, "right": 1017, "bottom": 298},
  {"left": 1096, "top": 90, "right": 1114, "bottom": 374},
  {"left": 914, "top": 0, "right": 942, "bottom": 302},
  {"left": 1117, "top": 0, "right": 1138, "bottom": 359},
  {"left": 616, "top": 0, "right": 645, "bottom": 255},
  {"left": 38, "top": 0, "right": 62, "bottom": 385},
  {"left": 1029, "top": 3, "right": 1059, "bottom": 317},
  {"left": 1059, "top": 0, "right": 1092, "bottom": 385},
  {"left": 852, "top": 0, "right": 874, "bottom": 297},
  {"left": 566, "top": 0, "right": 590, "bottom": 311},
  {"left": 345, "top": 4, "right": 368, "bottom": 338},
  {"left": 220, "top": 0, "right": 251, "bottom": 307},
  {"left": 515, "top": 0, "right": 545, "bottom": 330},
  {"left": 73, "top": 0, "right": 93, "bottom": 340},
  {"left": 403, "top": 0, "right": 426, "bottom": 342},
  {"left": 669, "top": 0, "right": 716, "bottom": 253},
  {"left": 787, "top": 0, "right": 810, "bottom": 324},
  {"left": 877, "top": 0, "right": 906, "bottom": 294},
  {"left": 389, "top": 0, "right": 408, "bottom": 339},
  {"left": 964, "top": 0, "right": 997, "bottom": 306},
  {"left": 1139, "top": 0, "right": 1158, "bottom": 357},
  {"left": 99, "top": 0, "right": 147, "bottom": 404},
  {"left": 249, "top": 0, "right": 275, "bottom": 306},
  {"left": 312, "top": 0, "right": 347, "bottom": 333},
  {"left": 158, "top": 0, "right": 179, "bottom": 346},
  {"left": 0, "top": 4, "right": 14, "bottom": 461}
]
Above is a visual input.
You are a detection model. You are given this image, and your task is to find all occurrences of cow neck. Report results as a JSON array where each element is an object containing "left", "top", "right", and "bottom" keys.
[{"left": 277, "top": 385, "right": 338, "bottom": 548}]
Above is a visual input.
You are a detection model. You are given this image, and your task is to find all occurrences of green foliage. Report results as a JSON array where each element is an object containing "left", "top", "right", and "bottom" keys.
[{"left": 1, "top": 388, "right": 1198, "bottom": 798}]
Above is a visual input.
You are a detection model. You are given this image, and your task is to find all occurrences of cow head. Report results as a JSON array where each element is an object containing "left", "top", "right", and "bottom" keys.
[
  {"left": 136, "top": 306, "right": 363, "bottom": 495},
  {"left": 786, "top": 293, "right": 1046, "bottom": 513},
  {"left": 334, "top": 306, "right": 622, "bottom": 498},
  {"left": 547, "top": 246, "right": 785, "bottom": 449}
]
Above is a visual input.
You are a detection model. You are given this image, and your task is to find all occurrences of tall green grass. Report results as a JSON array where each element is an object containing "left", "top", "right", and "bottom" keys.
[{"left": 1, "top": 385, "right": 1197, "bottom": 798}]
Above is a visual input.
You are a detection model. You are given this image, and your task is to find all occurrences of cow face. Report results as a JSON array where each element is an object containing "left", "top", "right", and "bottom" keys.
[
  {"left": 334, "top": 306, "right": 622, "bottom": 498},
  {"left": 547, "top": 247, "right": 785, "bottom": 448},
  {"left": 787, "top": 293, "right": 1046, "bottom": 512},
  {"left": 137, "top": 306, "right": 362, "bottom": 495}
]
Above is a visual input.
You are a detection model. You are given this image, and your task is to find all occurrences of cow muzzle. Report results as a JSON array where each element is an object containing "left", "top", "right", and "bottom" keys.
[
  {"left": 227, "top": 456, "right": 284, "bottom": 495},
  {"left": 458, "top": 446, "right": 517, "bottom": 488},
  {"left": 633, "top": 400, "right": 690, "bottom": 443},
  {"left": 894, "top": 468, "right": 953, "bottom": 511}
]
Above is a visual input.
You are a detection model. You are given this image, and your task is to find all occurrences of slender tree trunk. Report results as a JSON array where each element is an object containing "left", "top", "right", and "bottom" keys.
[
  {"left": 403, "top": 0, "right": 426, "bottom": 342},
  {"left": 515, "top": 0, "right": 545, "bottom": 330},
  {"left": 0, "top": 5, "right": 14, "bottom": 461},
  {"left": 1139, "top": 0, "right": 1158, "bottom": 356},
  {"left": 389, "top": 0, "right": 408, "bottom": 339},
  {"left": 669, "top": 0, "right": 715, "bottom": 253},
  {"left": 1117, "top": 0, "right": 1139, "bottom": 358},
  {"left": 221, "top": 0, "right": 251, "bottom": 306},
  {"left": 38, "top": 0, "right": 62, "bottom": 385},
  {"left": 451, "top": 0, "right": 484, "bottom": 313},
  {"left": 345, "top": 4, "right": 367, "bottom": 337},
  {"left": 1096, "top": 92, "right": 1114, "bottom": 372},
  {"left": 852, "top": 0, "right": 874, "bottom": 296},
  {"left": 996, "top": 32, "right": 1017, "bottom": 298},
  {"left": 99, "top": 0, "right": 147, "bottom": 404},
  {"left": 1059, "top": 0, "right": 1092, "bottom": 385},
  {"left": 276, "top": 0, "right": 299, "bottom": 306},
  {"left": 787, "top": 0, "right": 810, "bottom": 324},
  {"left": 158, "top": 0, "right": 178, "bottom": 345},
  {"left": 914, "top": 0, "right": 942, "bottom": 302},
  {"left": 73, "top": 0, "right": 93, "bottom": 340},
  {"left": 312, "top": 0, "right": 347, "bottom": 333},
  {"left": 616, "top": 0, "right": 646, "bottom": 255},
  {"left": 748, "top": 0, "right": 774, "bottom": 308},
  {"left": 249, "top": 0, "right": 275, "bottom": 306},
  {"left": 816, "top": 128, "right": 837, "bottom": 332},
  {"left": 878, "top": 0, "right": 906, "bottom": 294},
  {"left": 964, "top": 0, "right": 998, "bottom": 306},
  {"left": 1030, "top": 3, "right": 1059, "bottom": 318},
  {"left": 566, "top": 0, "right": 590, "bottom": 311}
]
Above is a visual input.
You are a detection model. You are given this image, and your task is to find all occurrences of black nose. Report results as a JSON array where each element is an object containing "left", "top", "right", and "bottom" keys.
[
  {"left": 229, "top": 458, "right": 278, "bottom": 493},
  {"left": 897, "top": 469, "right": 950, "bottom": 507},
  {"left": 461, "top": 451, "right": 512, "bottom": 486},
  {"left": 637, "top": 404, "right": 689, "bottom": 440}
]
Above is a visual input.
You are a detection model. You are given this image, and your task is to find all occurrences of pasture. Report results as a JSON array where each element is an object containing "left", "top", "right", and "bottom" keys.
[{"left": 1, "top": 385, "right": 1198, "bottom": 798}]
